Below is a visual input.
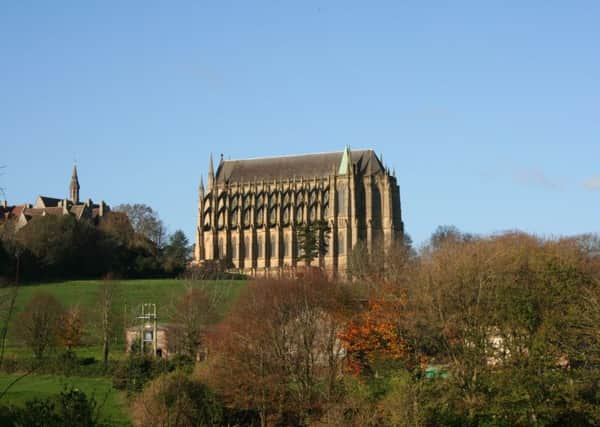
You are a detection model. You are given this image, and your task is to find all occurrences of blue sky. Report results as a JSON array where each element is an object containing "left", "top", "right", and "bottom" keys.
[{"left": 1, "top": 1, "right": 599, "bottom": 246}]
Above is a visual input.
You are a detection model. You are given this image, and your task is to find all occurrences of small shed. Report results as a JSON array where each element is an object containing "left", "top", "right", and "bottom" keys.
[{"left": 125, "top": 323, "right": 178, "bottom": 359}]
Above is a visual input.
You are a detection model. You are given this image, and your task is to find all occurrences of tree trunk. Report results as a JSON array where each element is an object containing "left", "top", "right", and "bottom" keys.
[{"left": 102, "top": 303, "right": 110, "bottom": 366}]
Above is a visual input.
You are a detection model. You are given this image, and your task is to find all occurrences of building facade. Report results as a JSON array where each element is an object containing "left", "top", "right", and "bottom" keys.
[
  {"left": 194, "top": 147, "right": 403, "bottom": 276},
  {"left": 0, "top": 165, "right": 110, "bottom": 231}
]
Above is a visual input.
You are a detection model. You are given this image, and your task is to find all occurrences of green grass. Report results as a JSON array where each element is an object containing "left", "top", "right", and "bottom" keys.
[
  {"left": 0, "top": 373, "right": 130, "bottom": 426},
  {"left": 0, "top": 279, "right": 249, "bottom": 425},
  {"left": 3, "top": 279, "right": 247, "bottom": 357}
]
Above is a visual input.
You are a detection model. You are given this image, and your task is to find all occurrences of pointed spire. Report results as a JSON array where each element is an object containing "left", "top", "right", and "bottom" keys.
[
  {"left": 70, "top": 163, "right": 80, "bottom": 204},
  {"left": 207, "top": 153, "right": 214, "bottom": 189},
  {"left": 338, "top": 145, "right": 353, "bottom": 175},
  {"left": 199, "top": 175, "right": 205, "bottom": 194}
]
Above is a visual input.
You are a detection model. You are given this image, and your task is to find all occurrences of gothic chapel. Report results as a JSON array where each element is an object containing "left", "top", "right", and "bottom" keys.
[{"left": 194, "top": 147, "right": 403, "bottom": 276}]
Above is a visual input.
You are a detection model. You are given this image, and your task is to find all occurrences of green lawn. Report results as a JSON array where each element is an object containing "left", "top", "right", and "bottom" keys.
[
  {"left": 0, "top": 279, "right": 248, "bottom": 425},
  {"left": 0, "top": 373, "right": 130, "bottom": 426},
  {"left": 3, "top": 279, "right": 247, "bottom": 357}
]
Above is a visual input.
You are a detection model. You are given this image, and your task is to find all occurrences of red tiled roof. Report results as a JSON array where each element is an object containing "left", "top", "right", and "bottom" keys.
[{"left": 11, "top": 205, "right": 28, "bottom": 217}]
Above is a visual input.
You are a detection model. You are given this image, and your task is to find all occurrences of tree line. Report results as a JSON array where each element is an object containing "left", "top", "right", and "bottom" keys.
[
  {"left": 197, "top": 230, "right": 600, "bottom": 426},
  {"left": 0, "top": 203, "right": 191, "bottom": 282},
  {"left": 2, "top": 227, "right": 600, "bottom": 426},
  {"left": 45, "top": 227, "right": 597, "bottom": 427}
]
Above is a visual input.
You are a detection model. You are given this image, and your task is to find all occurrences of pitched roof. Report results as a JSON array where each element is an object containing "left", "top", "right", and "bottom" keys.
[
  {"left": 70, "top": 205, "right": 85, "bottom": 219},
  {"left": 22, "top": 208, "right": 46, "bottom": 218},
  {"left": 37, "top": 196, "right": 62, "bottom": 208},
  {"left": 215, "top": 149, "right": 384, "bottom": 183},
  {"left": 42, "top": 207, "right": 65, "bottom": 216}
]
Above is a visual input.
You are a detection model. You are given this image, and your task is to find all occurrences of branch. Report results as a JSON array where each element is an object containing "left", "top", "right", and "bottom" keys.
[
  {"left": 0, "top": 253, "right": 20, "bottom": 368},
  {"left": 0, "top": 362, "right": 38, "bottom": 401}
]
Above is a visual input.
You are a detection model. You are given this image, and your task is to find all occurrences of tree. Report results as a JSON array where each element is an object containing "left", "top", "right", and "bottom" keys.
[
  {"left": 17, "top": 292, "right": 64, "bottom": 359},
  {"left": 162, "top": 230, "right": 191, "bottom": 275},
  {"left": 95, "top": 277, "right": 121, "bottom": 367},
  {"left": 403, "top": 233, "right": 600, "bottom": 425},
  {"left": 0, "top": 235, "right": 22, "bottom": 370},
  {"left": 14, "top": 215, "right": 110, "bottom": 280},
  {"left": 10, "top": 386, "right": 104, "bottom": 427},
  {"left": 16, "top": 215, "right": 78, "bottom": 277},
  {"left": 114, "top": 204, "right": 166, "bottom": 247},
  {"left": 58, "top": 305, "right": 84, "bottom": 353},
  {"left": 296, "top": 219, "right": 331, "bottom": 267},
  {"left": 339, "top": 286, "right": 409, "bottom": 376},
  {"left": 206, "top": 275, "right": 355, "bottom": 426},
  {"left": 132, "top": 371, "right": 223, "bottom": 427},
  {"left": 428, "top": 224, "right": 474, "bottom": 249},
  {"left": 170, "top": 286, "right": 222, "bottom": 360}
]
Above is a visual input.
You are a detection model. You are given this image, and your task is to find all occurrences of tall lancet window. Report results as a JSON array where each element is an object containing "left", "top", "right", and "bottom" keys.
[
  {"left": 337, "top": 187, "right": 346, "bottom": 215},
  {"left": 218, "top": 237, "right": 224, "bottom": 258},
  {"left": 231, "top": 236, "right": 238, "bottom": 259},
  {"left": 282, "top": 234, "right": 288, "bottom": 258},
  {"left": 257, "top": 236, "right": 264, "bottom": 259},
  {"left": 270, "top": 234, "right": 277, "bottom": 259},
  {"left": 338, "top": 231, "right": 345, "bottom": 255},
  {"left": 256, "top": 208, "right": 264, "bottom": 227},
  {"left": 244, "top": 236, "right": 250, "bottom": 259}
]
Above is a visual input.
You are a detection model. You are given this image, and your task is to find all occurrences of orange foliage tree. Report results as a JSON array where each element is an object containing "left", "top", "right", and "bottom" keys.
[
  {"left": 59, "top": 305, "right": 84, "bottom": 352},
  {"left": 339, "top": 284, "right": 409, "bottom": 376}
]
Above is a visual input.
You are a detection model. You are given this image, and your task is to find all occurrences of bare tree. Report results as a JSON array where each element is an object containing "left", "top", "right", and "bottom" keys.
[
  {"left": 17, "top": 292, "right": 64, "bottom": 359},
  {"left": 95, "top": 277, "right": 121, "bottom": 367},
  {"left": 170, "top": 283, "right": 226, "bottom": 360},
  {"left": 114, "top": 203, "right": 166, "bottom": 247}
]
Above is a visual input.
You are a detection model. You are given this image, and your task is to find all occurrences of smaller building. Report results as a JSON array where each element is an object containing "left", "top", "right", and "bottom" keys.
[
  {"left": 0, "top": 165, "right": 110, "bottom": 231},
  {"left": 125, "top": 323, "right": 208, "bottom": 360},
  {"left": 125, "top": 323, "right": 176, "bottom": 359}
]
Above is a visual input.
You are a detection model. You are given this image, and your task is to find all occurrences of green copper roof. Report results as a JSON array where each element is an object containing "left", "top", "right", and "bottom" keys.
[{"left": 338, "top": 145, "right": 351, "bottom": 175}]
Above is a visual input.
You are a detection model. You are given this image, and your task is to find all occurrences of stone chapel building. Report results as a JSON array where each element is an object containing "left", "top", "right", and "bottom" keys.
[
  {"left": 0, "top": 165, "right": 110, "bottom": 231},
  {"left": 194, "top": 147, "right": 403, "bottom": 276}
]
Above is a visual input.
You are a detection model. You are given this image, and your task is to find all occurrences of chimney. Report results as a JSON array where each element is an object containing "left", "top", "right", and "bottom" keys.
[{"left": 1, "top": 200, "right": 7, "bottom": 208}]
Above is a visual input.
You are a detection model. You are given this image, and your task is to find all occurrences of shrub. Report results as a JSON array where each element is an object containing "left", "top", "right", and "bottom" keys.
[
  {"left": 131, "top": 370, "right": 223, "bottom": 427},
  {"left": 8, "top": 386, "right": 105, "bottom": 427},
  {"left": 112, "top": 355, "right": 173, "bottom": 396}
]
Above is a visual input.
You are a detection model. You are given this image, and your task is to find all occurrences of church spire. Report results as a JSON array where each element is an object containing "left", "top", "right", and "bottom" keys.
[
  {"left": 338, "top": 145, "right": 353, "bottom": 175},
  {"left": 70, "top": 164, "right": 80, "bottom": 204},
  {"left": 207, "top": 153, "right": 214, "bottom": 189},
  {"left": 199, "top": 175, "right": 205, "bottom": 196}
]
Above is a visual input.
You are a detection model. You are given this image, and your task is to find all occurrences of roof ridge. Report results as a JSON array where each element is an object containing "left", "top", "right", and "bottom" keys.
[{"left": 223, "top": 148, "right": 372, "bottom": 163}]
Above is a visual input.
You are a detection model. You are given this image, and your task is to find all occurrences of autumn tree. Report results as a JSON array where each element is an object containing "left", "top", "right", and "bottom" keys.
[
  {"left": 206, "top": 275, "right": 356, "bottom": 426},
  {"left": 338, "top": 286, "right": 409, "bottom": 376},
  {"left": 58, "top": 305, "right": 84, "bottom": 353},
  {"left": 17, "top": 292, "right": 64, "bottom": 359},
  {"left": 402, "top": 233, "right": 600, "bottom": 425}
]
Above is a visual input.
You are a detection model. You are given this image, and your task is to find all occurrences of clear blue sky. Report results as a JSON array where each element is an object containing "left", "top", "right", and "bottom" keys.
[{"left": 1, "top": 1, "right": 599, "bottom": 246}]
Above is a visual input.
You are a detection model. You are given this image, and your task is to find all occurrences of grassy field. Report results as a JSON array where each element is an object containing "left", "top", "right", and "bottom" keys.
[
  {"left": 3, "top": 278, "right": 247, "bottom": 357},
  {"left": 0, "top": 278, "right": 248, "bottom": 425},
  {"left": 0, "top": 373, "right": 130, "bottom": 426}
]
